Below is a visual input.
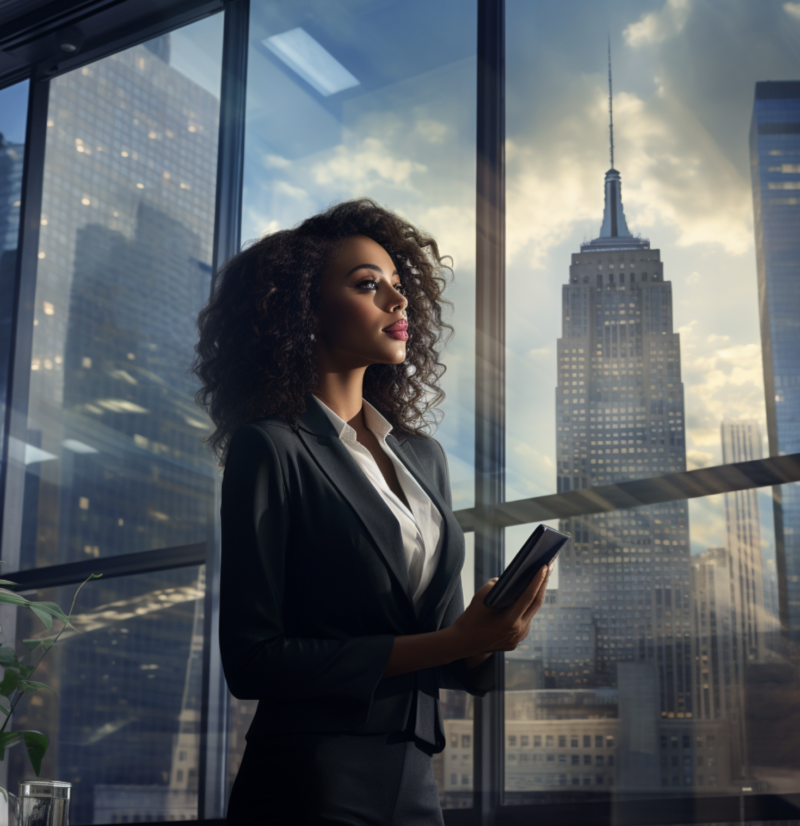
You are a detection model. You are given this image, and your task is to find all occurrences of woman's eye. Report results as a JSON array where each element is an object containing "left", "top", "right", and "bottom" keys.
[{"left": 357, "top": 279, "right": 405, "bottom": 294}]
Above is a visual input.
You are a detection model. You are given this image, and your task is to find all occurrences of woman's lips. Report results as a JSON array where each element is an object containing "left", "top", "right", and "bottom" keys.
[
  {"left": 383, "top": 320, "right": 408, "bottom": 341},
  {"left": 384, "top": 329, "right": 408, "bottom": 341}
]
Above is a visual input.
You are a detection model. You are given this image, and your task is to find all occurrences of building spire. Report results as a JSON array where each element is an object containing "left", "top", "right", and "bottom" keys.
[
  {"left": 580, "top": 37, "right": 651, "bottom": 251},
  {"left": 608, "top": 34, "right": 614, "bottom": 171}
]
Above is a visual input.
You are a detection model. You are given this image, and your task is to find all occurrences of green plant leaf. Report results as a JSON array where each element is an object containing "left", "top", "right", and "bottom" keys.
[
  {"left": 0, "top": 590, "right": 31, "bottom": 608},
  {"left": 0, "top": 731, "right": 22, "bottom": 760},
  {"left": 22, "top": 637, "right": 57, "bottom": 652},
  {"left": 0, "top": 668, "right": 20, "bottom": 697},
  {"left": 0, "top": 695, "right": 10, "bottom": 717},
  {"left": 0, "top": 579, "right": 18, "bottom": 586},
  {"left": 29, "top": 601, "right": 71, "bottom": 624},
  {"left": 27, "top": 605, "right": 53, "bottom": 631},
  {"left": 17, "top": 665, "right": 34, "bottom": 679},
  {"left": 18, "top": 680, "right": 56, "bottom": 695},
  {"left": 0, "top": 645, "right": 19, "bottom": 666},
  {"left": 0, "top": 784, "right": 7, "bottom": 802},
  {"left": 21, "top": 730, "right": 48, "bottom": 775}
]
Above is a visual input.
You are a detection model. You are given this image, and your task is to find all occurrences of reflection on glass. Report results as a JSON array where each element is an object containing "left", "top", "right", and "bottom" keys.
[
  {"left": 234, "top": 1, "right": 477, "bottom": 812},
  {"left": 0, "top": 80, "right": 29, "bottom": 462},
  {"left": 504, "top": 486, "right": 795, "bottom": 798},
  {"left": 9, "top": 17, "right": 223, "bottom": 572},
  {"left": 3, "top": 565, "right": 205, "bottom": 824}
]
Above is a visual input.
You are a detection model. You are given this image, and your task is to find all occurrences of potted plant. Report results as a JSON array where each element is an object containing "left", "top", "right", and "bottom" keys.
[{"left": 0, "top": 572, "right": 102, "bottom": 803}]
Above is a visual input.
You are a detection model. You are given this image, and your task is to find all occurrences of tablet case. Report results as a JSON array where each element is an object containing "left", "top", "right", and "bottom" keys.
[{"left": 483, "top": 525, "right": 571, "bottom": 610}]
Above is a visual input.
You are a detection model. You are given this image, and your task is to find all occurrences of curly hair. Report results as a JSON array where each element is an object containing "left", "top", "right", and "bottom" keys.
[{"left": 191, "top": 197, "right": 455, "bottom": 467}]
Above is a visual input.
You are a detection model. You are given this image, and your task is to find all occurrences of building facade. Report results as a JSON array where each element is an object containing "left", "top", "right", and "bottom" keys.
[
  {"left": 749, "top": 80, "right": 800, "bottom": 640},
  {"left": 555, "top": 164, "right": 693, "bottom": 719},
  {"left": 720, "top": 420, "right": 768, "bottom": 663}
]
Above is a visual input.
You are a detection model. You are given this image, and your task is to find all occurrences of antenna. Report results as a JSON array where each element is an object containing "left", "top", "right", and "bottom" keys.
[{"left": 608, "top": 34, "right": 614, "bottom": 170}]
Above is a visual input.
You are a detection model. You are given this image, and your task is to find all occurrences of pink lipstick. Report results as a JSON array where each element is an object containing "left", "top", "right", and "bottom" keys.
[{"left": 383, "top": 319, "right": 408, "bottom": 341}]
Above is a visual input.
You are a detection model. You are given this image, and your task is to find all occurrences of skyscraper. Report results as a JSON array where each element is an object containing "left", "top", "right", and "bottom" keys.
[
  {"left": 749, "top": 81, "right": 800, "bottom": 640},
  {"left": 554, "top": 58, "right": 692, "bottom": 718},
  {"left": 0, "top": 134, "right": 24, "bottom": 434},
  {"left": 720, "top": 420, "right": 767, "bottom": 663}
]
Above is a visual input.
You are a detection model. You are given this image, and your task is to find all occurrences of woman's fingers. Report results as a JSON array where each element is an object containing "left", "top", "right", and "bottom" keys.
[{"left": 522, "top": 566, "right": 551, "bottom": 621}]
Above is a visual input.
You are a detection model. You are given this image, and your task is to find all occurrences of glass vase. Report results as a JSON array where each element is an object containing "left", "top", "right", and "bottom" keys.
[{"left": 11, "top": 780, "right": 71, "bottom": 826}]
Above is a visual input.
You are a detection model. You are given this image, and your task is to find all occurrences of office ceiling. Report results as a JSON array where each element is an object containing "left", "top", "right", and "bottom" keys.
[{"left": 0, "top": 0, "right": 223, "bottom": 86}]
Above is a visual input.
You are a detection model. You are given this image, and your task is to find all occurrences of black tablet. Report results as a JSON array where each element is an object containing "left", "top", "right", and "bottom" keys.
[{"left": 483, "top": 525, "right": 571, "bottom": 610}]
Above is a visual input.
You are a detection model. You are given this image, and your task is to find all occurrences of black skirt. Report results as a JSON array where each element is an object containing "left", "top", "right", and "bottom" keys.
[{"left": 227, "top": 724, "right": 446, "bottom": 826}]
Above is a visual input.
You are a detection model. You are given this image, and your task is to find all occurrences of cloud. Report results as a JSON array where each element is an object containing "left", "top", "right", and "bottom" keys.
[
  {"left": 415, "top": 119, "right": 449, "bottom": 144},
  {"left": 273, "top": 180, "right": 309, "bottom": 201},
  {"left": 681, "top": 334, "right": 766, "bottom": 466},
  {"left": 785, "top": 2, "right": 800, "bottom": 21},
  {"left": 311, "top": 136, "right": 427, "bottom": 190},
  {"left": 506, "top": 74, "right": 753, "bottom": 271},
  {"left": 686, "top": 449, "right": 714, "bottom": 470},
  {"left": 624, "top": 0, "right": 692, "bottom": 48},
  {"left": 264, "top": 154, "right": 291, "bottom": 169}
]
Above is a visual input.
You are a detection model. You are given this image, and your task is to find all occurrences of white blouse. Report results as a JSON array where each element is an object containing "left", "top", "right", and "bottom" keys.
[{"left": 310, "top": 393, "right": 445, "bottom": 612}]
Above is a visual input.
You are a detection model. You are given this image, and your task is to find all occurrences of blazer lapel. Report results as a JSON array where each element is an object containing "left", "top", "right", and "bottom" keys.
[
  {"left": 385, "top": 434, "right": 462, "bottom": 630},
  {"left": 295, "top": 397, "right": 418, "bottom": 625}
]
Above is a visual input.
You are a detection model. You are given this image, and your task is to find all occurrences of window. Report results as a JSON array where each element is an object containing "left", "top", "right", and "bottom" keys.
[
  {"left": 504, "top": 0, "right": 794, "bottom": 808},
  {"left": 1, "top": 1, "right": 798, "bottom": 822},
  {"left": 2, "top": 18, "right": 223, "bottom": 825}
]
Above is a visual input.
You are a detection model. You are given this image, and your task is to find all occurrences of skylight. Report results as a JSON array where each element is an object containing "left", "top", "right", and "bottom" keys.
[{"left": 262, "top": 27, "right": 360, "bottom": 97}]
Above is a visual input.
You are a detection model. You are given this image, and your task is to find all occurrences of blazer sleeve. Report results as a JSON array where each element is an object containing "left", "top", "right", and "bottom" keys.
[
  {"left": 430, "top": 438, "right": 498, "bottom": 697},
  {"left": 219, "top": 423, "right": 396, "bottom": 706}
]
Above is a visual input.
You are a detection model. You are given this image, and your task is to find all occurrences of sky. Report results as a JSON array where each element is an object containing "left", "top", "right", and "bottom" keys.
[
  {"left": 230, "top": 0, "right": 800, "bottom": 567},
  {"left": 0, "top": 80, "right": 29, "bottom": 145}
]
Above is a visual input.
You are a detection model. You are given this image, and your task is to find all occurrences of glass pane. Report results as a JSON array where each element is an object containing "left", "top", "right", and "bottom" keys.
[
  {"left": 241, "top": 0, "right": 477, "bottom": 510},
  {"left": 0, "top": 80, "right": 29, "bottom": 461},
  {"left": 6, "top": 16, "right": 224, "bottom": 572},
  {"left": 504, "top": 0, "right": 799, "bottom": 805},
  {"left": 0, "top": 565, "right": 205, "bottom": 824},
  {"left": 502, "top": 481, "right": 798, "bottom": 800},
  {"left": 504, "top": 1, "right": 798, "bottom": 496}
]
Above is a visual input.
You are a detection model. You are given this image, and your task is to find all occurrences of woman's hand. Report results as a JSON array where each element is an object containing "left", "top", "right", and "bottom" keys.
[{"left": 450, "top": 565, "right": 552, "bottom": 660}]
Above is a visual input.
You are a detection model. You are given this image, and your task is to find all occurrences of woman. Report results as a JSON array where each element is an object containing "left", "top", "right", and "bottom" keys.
[{"left": 192, "top": 198, "right": 551, "bottom": 825}]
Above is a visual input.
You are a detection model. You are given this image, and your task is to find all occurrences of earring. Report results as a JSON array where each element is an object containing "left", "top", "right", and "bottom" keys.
[{"left": 310, "top": 333, "right": 316, "bottom": 341}]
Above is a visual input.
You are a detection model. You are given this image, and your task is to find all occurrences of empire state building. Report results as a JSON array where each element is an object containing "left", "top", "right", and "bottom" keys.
[{"left": 553, "top": 125, "right": 693, "bottom": 718}]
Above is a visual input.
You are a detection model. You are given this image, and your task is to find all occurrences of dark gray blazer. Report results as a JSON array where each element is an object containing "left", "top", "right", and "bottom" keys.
[{"left": 219, "top": 391, "right": 497, "bottom": 753}]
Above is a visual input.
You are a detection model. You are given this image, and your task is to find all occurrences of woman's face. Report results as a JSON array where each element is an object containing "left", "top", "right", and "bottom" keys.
[{"left": 314, "top": 234, "right": 409, "bottom": 368}]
